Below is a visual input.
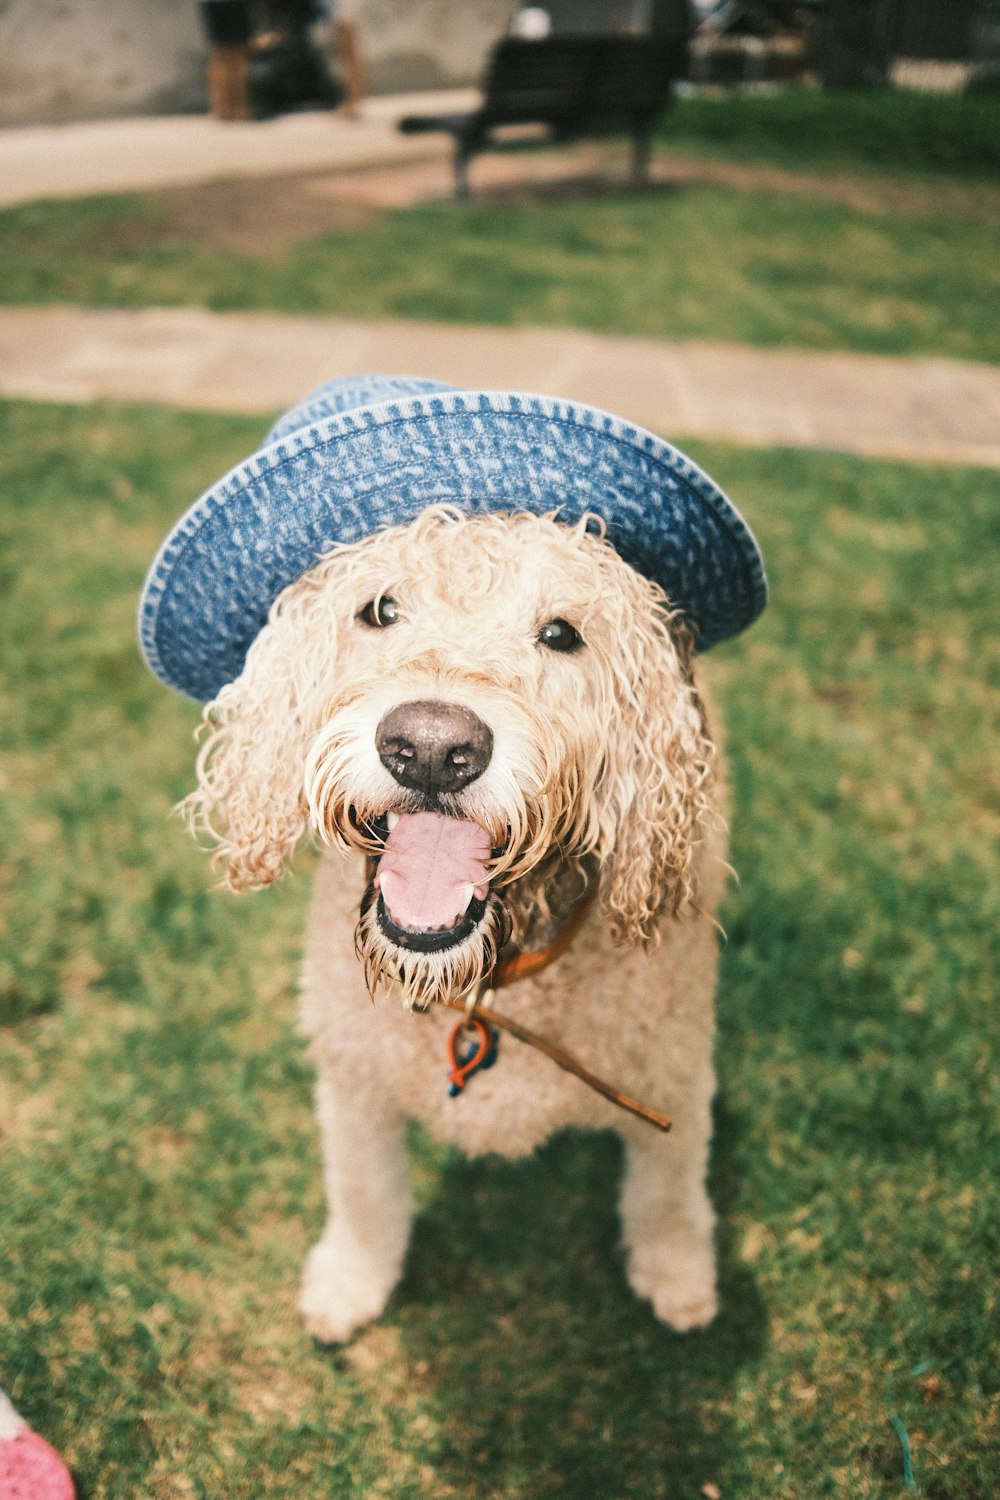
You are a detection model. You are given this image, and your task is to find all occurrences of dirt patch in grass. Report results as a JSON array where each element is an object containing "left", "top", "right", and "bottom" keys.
[
  {"left": 89, "top": 149, "right": 997, "bottom": 260},
  {"left": 93, "top": 175, "right": 381, "bottom": 257}
]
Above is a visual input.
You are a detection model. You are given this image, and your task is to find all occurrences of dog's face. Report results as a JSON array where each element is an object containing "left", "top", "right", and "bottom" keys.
[{"left": 186, "top": 507, "right": 715, "bottom": 1007}]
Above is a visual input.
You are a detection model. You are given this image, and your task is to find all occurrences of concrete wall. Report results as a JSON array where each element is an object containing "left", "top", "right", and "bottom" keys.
[
  {"left": 0, "top": 0, "right": 515, "bottom": 126},
  {"left": 354, "top": 0, "right": 513, "bottom": 94}
]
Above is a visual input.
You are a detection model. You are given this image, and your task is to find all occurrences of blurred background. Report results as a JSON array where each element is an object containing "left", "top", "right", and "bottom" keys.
[{"left": 2, "top": 0, "right": 998, "bottom": 125}]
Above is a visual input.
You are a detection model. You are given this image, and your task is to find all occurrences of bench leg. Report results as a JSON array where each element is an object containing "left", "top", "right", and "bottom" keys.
[
  {"left": 632, "top": 124, "right": 653, "bottom": 185},
  {"left": 454, "top": 141, "right": 473, "bottom": 201}
]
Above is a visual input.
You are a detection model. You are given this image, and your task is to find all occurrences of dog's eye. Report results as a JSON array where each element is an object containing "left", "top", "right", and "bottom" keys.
[
  {"left": 538, "top": 618, "right": 583, "bottom": 653},
  {"left": 358, "top": 596, "right": 400, "bottom": 629}
]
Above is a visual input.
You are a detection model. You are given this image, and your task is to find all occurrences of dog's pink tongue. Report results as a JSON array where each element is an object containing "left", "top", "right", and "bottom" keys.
[{"left": 376, "top": 813, "right": 491, "bottom": 932}]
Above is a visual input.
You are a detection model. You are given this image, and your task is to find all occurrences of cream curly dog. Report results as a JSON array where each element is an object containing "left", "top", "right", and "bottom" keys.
[
  {"left": 140, "top": 375, "right": 766, "bottom": 1345},
  {"left": 184, "top": 504, "right": 727, "bottom": 1341}
]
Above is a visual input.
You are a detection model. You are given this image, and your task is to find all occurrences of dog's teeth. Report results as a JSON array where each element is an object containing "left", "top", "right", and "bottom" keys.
[
  {"left": 386, "top": 811, "right": 400, "bottom": 831},
  {"left": 410, "top": 911, "right": 466, "bottom": 935},
  {"left": 457, "top": 882, "right": 473, "bottom": 910},
  {"left": 426, "top": 916, "right": 461, "bottom": 933}
]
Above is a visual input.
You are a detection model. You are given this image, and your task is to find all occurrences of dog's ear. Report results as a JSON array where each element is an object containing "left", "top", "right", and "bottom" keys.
[
  {"left": 598, "top": 611, "right": 717, "bottom": 945},
  {"left": 181, "top": 561, "right": 347, "bottom": 891}
]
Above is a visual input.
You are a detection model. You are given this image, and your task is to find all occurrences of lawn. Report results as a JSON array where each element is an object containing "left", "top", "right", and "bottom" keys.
[
  {"left": 0, "top": 114, "right": 997, "bottom": 363},
  {"left": 657, "top": 87, "right": 1000, "bottom": 179},
  {"left": 1, "top": 399, "right": 997, "bottom": 1498}
]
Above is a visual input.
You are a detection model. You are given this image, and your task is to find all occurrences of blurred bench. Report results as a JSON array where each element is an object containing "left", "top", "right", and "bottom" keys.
[{"left": 398, "top": 35, "right": 687, "bottom": 199}]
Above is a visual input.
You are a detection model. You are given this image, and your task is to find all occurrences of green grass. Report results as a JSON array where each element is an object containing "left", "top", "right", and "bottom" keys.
[
  {"left": 0, "top": 158, "right": 996, "bottom": 363},
  {"left": 661, "top": 88, "right": 1000, "bottom": 178},
  {"left": 1, "top": 399, "right": 997, "bottom": 1497}
]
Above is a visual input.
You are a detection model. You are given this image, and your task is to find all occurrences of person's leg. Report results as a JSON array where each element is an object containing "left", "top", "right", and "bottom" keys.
[
  {"left": 209, "top": 44, "right": 251, "bottom": 120},
  {"left": 201, "top": 2, "right": 254, "bottom": 120},
  {"left": 335, "top": 18, "right": 366, "bottom": 116}
]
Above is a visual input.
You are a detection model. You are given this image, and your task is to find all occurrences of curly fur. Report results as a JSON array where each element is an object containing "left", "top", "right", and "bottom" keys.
[
  {"left": 186, "top": 507, "right": 716, "bottom": 938},
  {"left": 182, "top": 505, "right": 729, "bottom": 1340}
]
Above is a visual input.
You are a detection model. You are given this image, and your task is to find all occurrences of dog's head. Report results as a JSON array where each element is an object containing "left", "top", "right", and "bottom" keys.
[{"left": 185, "top": 506, "right": 717, "bottom": 1007}]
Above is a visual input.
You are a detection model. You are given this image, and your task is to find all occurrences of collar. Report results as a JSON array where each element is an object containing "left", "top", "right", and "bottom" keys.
[{"left": 487, "top": 868, "right": 599, "bottom": 988}]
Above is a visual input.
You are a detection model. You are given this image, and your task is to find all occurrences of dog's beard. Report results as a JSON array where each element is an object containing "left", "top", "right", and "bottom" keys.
[{"left": 356, "top": 874, "right": 510, "bottom": 1011}]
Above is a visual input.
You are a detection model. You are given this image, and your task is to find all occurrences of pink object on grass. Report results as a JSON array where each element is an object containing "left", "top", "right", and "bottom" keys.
[{"left": 0, "top": 1424, "right": 75, "bottom": 1500}]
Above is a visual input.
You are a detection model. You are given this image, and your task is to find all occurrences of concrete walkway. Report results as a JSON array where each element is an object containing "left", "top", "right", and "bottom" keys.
[
  {"left": 0, "top": 94, "right": 475, "bottom": 206},
  {"left": 1, "top": 304, "right": 997, "bottom": 467},
  {"left": 1, "top": 103, "right": 997, "bottom": 466}
]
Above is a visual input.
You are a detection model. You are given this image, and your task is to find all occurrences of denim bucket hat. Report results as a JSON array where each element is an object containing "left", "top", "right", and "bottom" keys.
[{"left": 139, "top": 374, "right": 767, "bottom": 702}]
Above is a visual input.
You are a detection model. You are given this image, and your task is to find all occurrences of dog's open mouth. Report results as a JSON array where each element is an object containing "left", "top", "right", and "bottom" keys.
[{"left": 372, "top": 811, "right": 493, "bottom": 954}]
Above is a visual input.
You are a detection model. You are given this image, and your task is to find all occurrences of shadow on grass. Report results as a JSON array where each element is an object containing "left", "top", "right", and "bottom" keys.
[
  {"left": 456, "top": 171, "right": 683, "bottom": 210},
  {"left": 383, "top": 1103, "right": 765, "bottom": 1498}
]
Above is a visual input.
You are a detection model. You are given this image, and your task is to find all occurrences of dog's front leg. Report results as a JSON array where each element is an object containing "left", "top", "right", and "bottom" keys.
[
  {"left": 618, "top": 1089, "right": 718, "bottom": 1333},
  {"left": 299, "top": 1073, "right": 413, "bottom": 1343}
]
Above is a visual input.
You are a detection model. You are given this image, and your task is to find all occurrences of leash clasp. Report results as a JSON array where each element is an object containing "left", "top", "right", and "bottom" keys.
[
  {"left": 464, "top": 977, "right": 493, "bottom": 1020},
  {"left": 447, "top": 1014, "right": 500, "bottom": 1097}
]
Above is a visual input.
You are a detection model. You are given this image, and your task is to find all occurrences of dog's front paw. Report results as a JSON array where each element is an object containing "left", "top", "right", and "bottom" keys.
[
  {"left": 626, "top": 1244, "right": 718, "bottom": 1333},
  {"left": 299, "top": 1229, "right": 401, "bottom": 1344}
]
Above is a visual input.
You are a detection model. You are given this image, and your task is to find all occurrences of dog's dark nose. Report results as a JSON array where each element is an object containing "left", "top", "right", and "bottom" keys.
[{"left": 376, "top": 700, "right": 493, "bottom": 796}]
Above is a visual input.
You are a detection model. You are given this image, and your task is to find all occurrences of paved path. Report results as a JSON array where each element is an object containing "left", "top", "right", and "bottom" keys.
[
  {"left": 0, "top": 94, "right": 476, "bottom": 206},
  {"left": 1, "top": 303, "right": 997, "bottom": 466}
]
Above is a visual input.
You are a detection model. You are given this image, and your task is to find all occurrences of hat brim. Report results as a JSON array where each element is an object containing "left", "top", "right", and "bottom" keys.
[{"left": 139, "top": 389, "right": 767, "bottom": 701}]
